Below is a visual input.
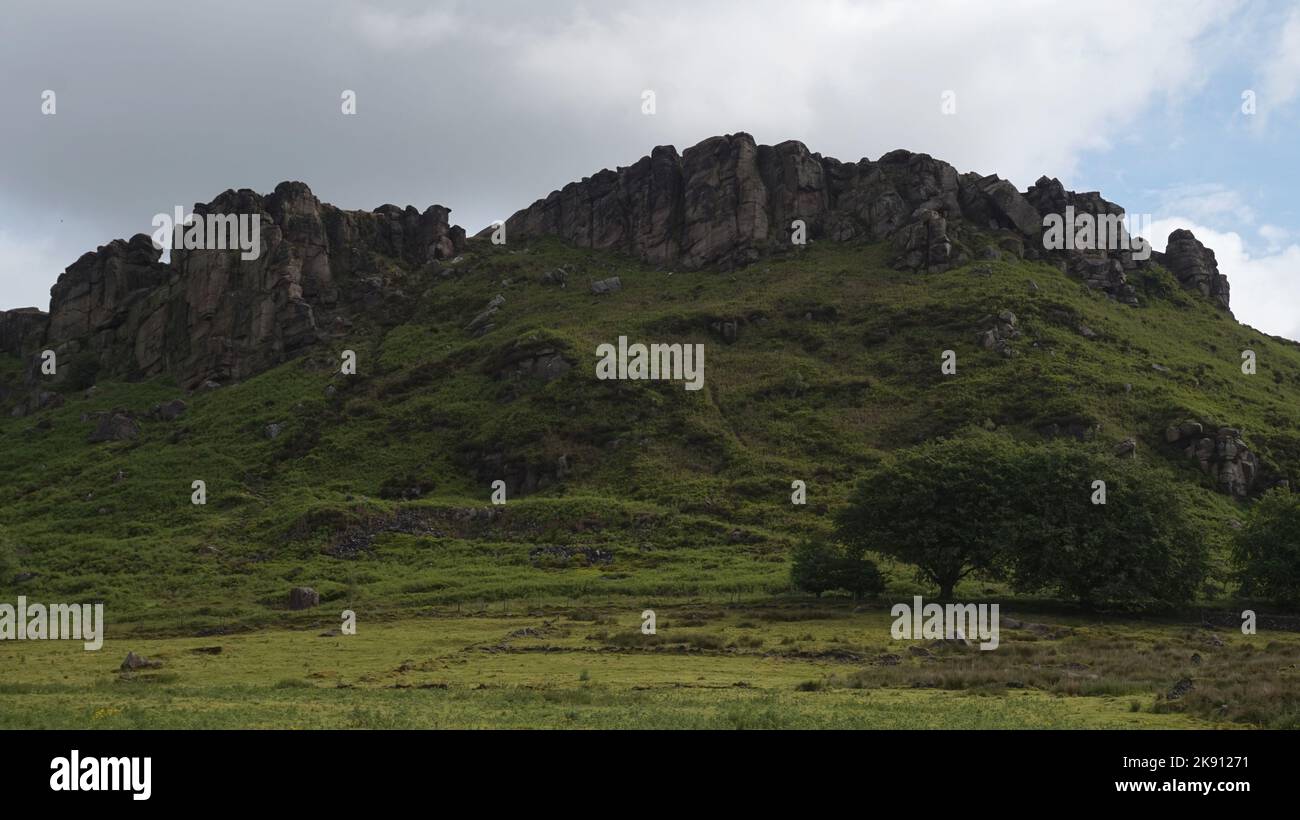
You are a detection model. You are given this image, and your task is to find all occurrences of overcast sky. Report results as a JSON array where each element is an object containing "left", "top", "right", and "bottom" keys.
[{"left": 2, "top": 0, "right": 1298, "bottom": 339}]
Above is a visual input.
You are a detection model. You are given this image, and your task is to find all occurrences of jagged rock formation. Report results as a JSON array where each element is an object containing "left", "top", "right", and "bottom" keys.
[
  {"left": 1, "top": 182, "right": 466, "bottom": 390},
  {"left": 1152, "top": 229, "right": 1230, "bottom": 311},
  {"left": 497, "top": 132, "right": 1206, "bottom": 311},
  {"left": 0, "top": 134, "right": 1234, "bottom": 409},
  {"left": 1164, "top": 421, "right": 1262, "bottom": 498}
]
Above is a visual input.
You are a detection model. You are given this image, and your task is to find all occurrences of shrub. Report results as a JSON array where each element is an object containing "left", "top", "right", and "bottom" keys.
[
  {"left": 790, "top": 539, "right": 884, "bottom": 599},
  {"left": 1234, "top": 488, "right": 1300, "bottom": 606}
]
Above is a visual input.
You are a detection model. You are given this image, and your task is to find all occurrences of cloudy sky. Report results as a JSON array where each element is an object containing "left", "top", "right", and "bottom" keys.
[{"left": 2, "top": 0, "right": 1298, "bottom": 339}]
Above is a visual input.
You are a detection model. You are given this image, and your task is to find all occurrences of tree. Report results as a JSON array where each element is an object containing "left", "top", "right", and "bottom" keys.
[
  {"left": 1007, "top": 445, "right": 1208, "bottom": 608},
  {"left": 836, "top": 431, "right": 1022, "bottom": 599},
  {"left": 790, "top": 539, "right": 838, "bottom": 598},
  {"left": 790, "top": 539, "right": 884, "bottom": 599},
  {"left": 1233, "top": 488, "right": 1300, "bottom": 606},
  {"left": 835, "top": 431, "right": 1209, "bottom": 607}
]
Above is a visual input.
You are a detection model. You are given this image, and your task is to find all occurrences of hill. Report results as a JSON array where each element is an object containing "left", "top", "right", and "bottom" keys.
[{"left": 2, "top": 134, "right": 1299, "bottom": 728}]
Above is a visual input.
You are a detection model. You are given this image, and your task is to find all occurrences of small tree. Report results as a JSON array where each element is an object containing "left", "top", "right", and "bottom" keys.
[
  {"left": 1234, "top": 488, "right": 1300, "bottom": 606},
  {"left": 790, "top": 539, "right": 884, "bottom": 599},
  {"left": 832, "top": 550, "right": 885, "bottom": 600},
  {"left": 790, "top": 539, "right": 838, "bottom": 598}
]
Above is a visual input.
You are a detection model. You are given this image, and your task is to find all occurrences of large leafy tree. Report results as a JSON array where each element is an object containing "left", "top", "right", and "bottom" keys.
[
  {"left": 1233, "top": 488, "right": 1300, "bottom": 606},
  {"left": 836, "top": 431, "right": 1209, "bottom": 607},
  {"left": 836, "top": 431, "right": 1023, "bottom": 599},
  {"left": 1008, "top": 446, "right": 1208, "bottom": 608}
]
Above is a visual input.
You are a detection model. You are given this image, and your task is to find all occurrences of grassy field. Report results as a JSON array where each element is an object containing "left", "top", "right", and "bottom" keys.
[
  {"left": 1, "top": 601, "right": 1294, "bottom": 728},
  {"left": 3, "top": 236, "right": 1299, "bottom": 728}
]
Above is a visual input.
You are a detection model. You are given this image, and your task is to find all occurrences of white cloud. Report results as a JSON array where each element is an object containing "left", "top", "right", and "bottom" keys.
[
  {"left": 1148, "top": 183, "right": 1256, "bottom": 226},
  {"left": 1258, "top": 7, "right": 1300, "bottom": 119},
  {"left": 352, "top": 0, "right": 1239, "bottom": 186},
  {"left": 1259, "top": 223, "right": 1292, "bottom": 252},
  {"left": 1148, "top": 217, "right": 1300, "bottom": 342}
]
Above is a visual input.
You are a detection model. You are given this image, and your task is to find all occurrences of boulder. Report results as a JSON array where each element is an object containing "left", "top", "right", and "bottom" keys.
[
  {"left": 289, "top": 587, "right": 320, "bottom": 610},
  {"left": 151, "top": 399, "right": 188, "bottom": 421},
  {"left": 590, "top": 277, "right": 622, "bottom": 295},
  {"left": 88, "top": 411, "right": 139, "bottom": 443},
  {"left": 120, "top": 651, "right": 162, "bottom": 671}
]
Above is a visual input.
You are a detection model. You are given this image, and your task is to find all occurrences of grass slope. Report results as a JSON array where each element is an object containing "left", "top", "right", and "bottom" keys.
[{"left": 2, "top": 236, "right": 1299, "bottom": 727}]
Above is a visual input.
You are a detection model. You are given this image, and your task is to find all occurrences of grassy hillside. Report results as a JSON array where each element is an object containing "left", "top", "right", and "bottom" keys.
[
  {"left": 4, "top": 236, "right": 1298, "bottom": 622},
  {"left": 3, "top": 236, "right": 1300, "bottom": 727}
]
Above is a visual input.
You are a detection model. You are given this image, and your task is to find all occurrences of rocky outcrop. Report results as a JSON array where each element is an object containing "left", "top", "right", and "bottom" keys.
[
  {"left": 87, "top": 410, "right": 140, "bottom": 443},
  {"left": 48, "top": 235, "right": 173, "bottom": 344},
  {"left": 13, "top": 182, "right": 466, "bottom": 390},
  {"left": 288, "top": 586, "right": 320, "bottom": 610},
  {"left": 498, "top": 135, "right": 987, "bottom": 273},
  {"left": 495, "top": 133, "right": 1223, "bottom": 311},
  {"left": 2, "top": 136, "right": 1231, "bottom": 396},
  {"left": 1020, "top": 176, "right": 1146, "bottom": 306},
  {"left": 1164, "top": 420, "right": 1262, "bottom": 498},
  {"left": 0, "top": 307, "right": 49, "bottom": 359},
  {"left": 976, "top": 310, "right": 1020, "bottom": 358},
  {"left": 1153, "top": 229, "right": 1231, "bottom": 311}
]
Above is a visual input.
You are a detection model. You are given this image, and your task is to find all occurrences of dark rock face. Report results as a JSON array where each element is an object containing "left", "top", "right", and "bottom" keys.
[
  {"left": 2, "top": 137, "right": 1230, "bottom": 396},
  {"left": 1154, "top": 228, "right": 1231, "bottom": 311},
  {"left": 0, "top": 307, "right": 49, "bottom": 360},
  {"left": 1164, "top": 420, "right": 1262, "bottom": 498},
  {"left": 500, "top": 135, "right": 998, "bottom": 273},
  {"left": 289, "top": 586, "right": 320, "bottom": 610},
  {"left": 496, "top": 132, "right": 1225, "bottom": 312},
  {"left": 12, "top": 182, "right": 466, "bottom": 390},
  {"left": 87, "top": 410, "right": 140, "bottom": 443}
]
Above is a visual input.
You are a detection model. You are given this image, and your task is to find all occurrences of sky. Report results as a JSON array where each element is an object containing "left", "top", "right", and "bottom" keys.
[{"left": 1, "top": 0, "right": 1297, "bottom": 339}]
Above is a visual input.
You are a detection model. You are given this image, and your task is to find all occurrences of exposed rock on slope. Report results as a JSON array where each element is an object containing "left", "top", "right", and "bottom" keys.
[
  {"left": 0, "top": 134, "right": 1233, "bottom": 398},
  {"left": 496, "top": 132, "right": 1206, "bottom": 313},
  {"left": 1153, "top": 229, "right": 1230, "bottom": 311},
  {"left": 2, "top": 182, "right": 466, "bottom": 389}
]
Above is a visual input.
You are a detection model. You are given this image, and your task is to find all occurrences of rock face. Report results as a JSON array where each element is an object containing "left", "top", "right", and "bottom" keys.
[
  {"left": 0, "top": 307, "right": 49, "bottom": 359},
  {"left": 289, "top": 586, "right": 320, "bottom": 610},
  {"left": 87, "top": 410, "right": 140, "bottom": 443},
  {"left": 4, "top": 182, "right": 466, "bottom": 390},
  {"left": 499, "top": 135, "right": 986, "bottom": 272},
  {"left": 1164, "top": 420, "right": 1262, "bottom": 498},
  {"left": 494, "top": 132, "right": 1225, "bottom": 311},
  {"left": 1153, "top": 229, "right": 1231, "bottom": 311},
  {"left": 0, "top": 137, "right": 1231, "bottom": 397},
  {"left": 1020, "top": 176, "right": 1145, "bottom": 306}
]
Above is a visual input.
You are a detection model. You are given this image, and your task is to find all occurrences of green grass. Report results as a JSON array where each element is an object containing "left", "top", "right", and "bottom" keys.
[
  {"left": 2, "top": 235, "right": 1299, "bottom": 727},
  {"left": 0, "top": 605, "right": 1267, "bottom": 728}
]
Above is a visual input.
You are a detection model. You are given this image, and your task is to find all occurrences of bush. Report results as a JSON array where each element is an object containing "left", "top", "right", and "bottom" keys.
[
  {"left": 790, "top": 539, "right": 884, "bottom": 599},
  {"left": 1234, "top": 488, "right": 1300, "bottom": 606}
]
